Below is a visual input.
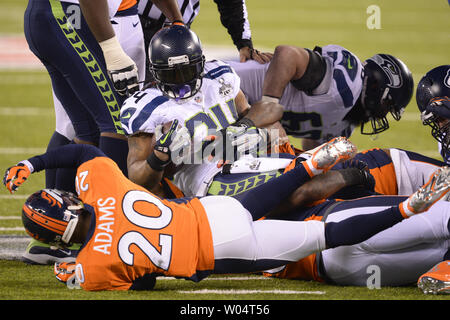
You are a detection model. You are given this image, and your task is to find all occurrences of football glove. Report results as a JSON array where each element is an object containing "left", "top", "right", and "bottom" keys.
[
  {"left": 99, "top": 36, "right": 139, "bottom": 97},
  {"left": 204, "top": 125, "right": 267, "bottom": 166},
  {"left": 54, "top": 262, "right": 80, "bottom": 289},
  {"left": 425, "top": 96, "right": 450, "bottom": 119},
  {"left": 333, "top": 159, "right": 375, "bottom": 191},
  {"left": 3, "top": 162, "right": 32, "bottom": 194},
  {"left": 154, "top": 120, "right": 190, "bottom": 155},
  {"left": 148, "top": 120, "right": 191, "bottom": 170}
]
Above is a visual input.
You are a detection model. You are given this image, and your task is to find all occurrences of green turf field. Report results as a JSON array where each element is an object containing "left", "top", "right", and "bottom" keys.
[{"left": 0, "top": 0, "right": 449, "bottom": 303}]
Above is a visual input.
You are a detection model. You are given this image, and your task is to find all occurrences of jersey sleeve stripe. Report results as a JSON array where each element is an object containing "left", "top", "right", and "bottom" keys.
[
  {"left": 204, "top": 65, "right": 234, "bottom": 80},
  {"left": 131, "top": 96, "right": 169, "bottom": 133},
  {"left": 333, "top": 69, "right": 354, "bottom": 108}
]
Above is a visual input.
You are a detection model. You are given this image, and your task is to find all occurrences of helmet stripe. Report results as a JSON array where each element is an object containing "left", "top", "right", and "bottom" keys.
[{"left": 22, "top": 205, "right": 67, "bottom": 235}]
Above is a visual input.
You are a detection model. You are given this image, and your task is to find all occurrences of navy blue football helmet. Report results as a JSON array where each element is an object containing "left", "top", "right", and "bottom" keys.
[
  {"left": 416, "top": 65, "right": 450, "bottom": 154},
  {"left": 149, "top": 25, "right": 205, "bottom": 100},
  {"left": 22, "top": 189, "right": 85, "bottom": 247},
  {"left": 360, "top": 54, "right": 414, "bottom": 134}
]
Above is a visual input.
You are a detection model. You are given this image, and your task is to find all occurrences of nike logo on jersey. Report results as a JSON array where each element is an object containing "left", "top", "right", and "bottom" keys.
[
  {"left": 122, "top": 112, "right": 131, "bottom": 119},
  {"left": 132, "top": 22, "right": 139, "bottom": 28},
  {"left": 347, "top": 57, "right": 353, "bottom": 69}
]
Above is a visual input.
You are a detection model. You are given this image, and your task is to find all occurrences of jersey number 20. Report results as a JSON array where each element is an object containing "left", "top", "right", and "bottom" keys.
[{"left": 118, "top": 190, "right": 173, "bottom": 271}]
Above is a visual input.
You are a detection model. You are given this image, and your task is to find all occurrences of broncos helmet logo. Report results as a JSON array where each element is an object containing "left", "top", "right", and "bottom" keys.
[{"left": 444, "top": 69, "right": 450, "bottom": 89}]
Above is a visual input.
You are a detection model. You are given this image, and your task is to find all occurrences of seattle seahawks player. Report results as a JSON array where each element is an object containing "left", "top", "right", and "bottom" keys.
[
  {"left": 227, "top": 45, "right": 414, "bottom": 150},
  {"left": 416, "top": 65, "right": 450, "bottom": 164},
  {"left": 120, "top": 25, "right": 272, "bottom": 196}
]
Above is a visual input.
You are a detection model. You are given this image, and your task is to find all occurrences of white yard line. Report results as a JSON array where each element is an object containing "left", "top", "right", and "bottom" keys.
[
  {"left": 0, "top": 216, "right": 21, "bottom": 220},
  {"left": 0, "top": 227, "right": 24, "bottom": 231},
  {"left": 177, "top": 289, "right": 326, "bottom": 295},
  {"left": 158, "top": 276, "right": 269, "bottom": 281},
  {"left": 0, "top": 195, "right": 29, "bottom": 199},
  {"left": 0, "top": 107, "right": 53, "bottom": 116},
  {"left": 0, "top": 147, "right": 46, "bottom": 154}
]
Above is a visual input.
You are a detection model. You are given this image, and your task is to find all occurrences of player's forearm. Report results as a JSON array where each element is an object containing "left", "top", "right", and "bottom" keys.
[
  {"left": 127, "top": 158, "right": 164, "bottom": 192},
  {"left": 266, "top": 171, "right": 347, "bottom": 218},
  {"left": 244, "top": 99, "right": 284, "bottom": 128},
  {"left": 26, "top": 144, "right": 104, "bottom": 173},
  {"left": 151, "top": 0, "right": 183, "bottom": 22},
  {"left": 79, "top": 0, "right": 115, "bottom": 42}
]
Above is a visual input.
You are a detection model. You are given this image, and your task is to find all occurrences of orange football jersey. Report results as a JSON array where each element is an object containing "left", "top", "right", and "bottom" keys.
[{"left": 73, "top": 157, "right": 214, "bottom": 291}]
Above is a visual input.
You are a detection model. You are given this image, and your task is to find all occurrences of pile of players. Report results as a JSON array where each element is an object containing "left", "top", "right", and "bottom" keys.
[{"left": 3, "top": 0, "right": 450, "bottom": 294}]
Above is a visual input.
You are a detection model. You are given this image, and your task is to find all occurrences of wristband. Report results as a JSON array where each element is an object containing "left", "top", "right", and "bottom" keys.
[
  {"left": 261, "top": 95, "right": 280, "bottom": 104},
  {"left": 146, "top": 153, "right": 170, "bottom": 172}
]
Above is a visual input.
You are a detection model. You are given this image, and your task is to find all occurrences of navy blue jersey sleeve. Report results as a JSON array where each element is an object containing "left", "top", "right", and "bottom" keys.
[{"left": 28, "top": 144, "right": 106, "bottom": 172}]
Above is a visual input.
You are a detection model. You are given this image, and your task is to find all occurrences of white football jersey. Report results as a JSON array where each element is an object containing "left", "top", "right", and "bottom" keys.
[
  {"left": 120, "top": 60, "right": 242, "bottom": 196},
  {"left": 227, "top": 45, "right": 364, "bottom": 144}
]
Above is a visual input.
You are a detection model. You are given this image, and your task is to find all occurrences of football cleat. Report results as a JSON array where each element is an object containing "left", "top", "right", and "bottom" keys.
[
  {"left": 418, "top": 261, "right": 450, "bottom": 295},
  {"left": 399, "top": 166, "right": 450, "bottom": 217},
  {"left": 304, "top": 137, "right": 357, "bottom": 176},
  {"left": 22, "top": 239, "right": 80, "bottom": 265}
]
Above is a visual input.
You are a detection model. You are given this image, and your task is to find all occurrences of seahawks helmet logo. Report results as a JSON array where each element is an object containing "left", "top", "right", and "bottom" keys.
[{"left": 370, "top": 55, "right": 402, "bottom": 88}]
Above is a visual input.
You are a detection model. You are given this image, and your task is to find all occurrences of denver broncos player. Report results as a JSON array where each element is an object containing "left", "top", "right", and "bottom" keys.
[
  {"left": 227, "top": 44, "right": 414, "bottom": 150},
  {"left": 120, "top": 24, "right": 273, "bottom": 197},
  {"left": 416, "top": 65, "right": 450, "bottom": 164},
  {"left": 5, "top": 138, "right": 450, "bottom": 291}
]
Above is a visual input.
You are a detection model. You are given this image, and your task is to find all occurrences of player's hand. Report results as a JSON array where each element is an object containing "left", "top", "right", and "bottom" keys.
[
  {"left": 109, "top": 65, "right": 139, "bottom": 97},
  {"left": 425, "top": 96, "right": 450, "bottom": 119},
  {"left": 204, "top": 125, "right": 267, "bottom": 167},
  {"left": 54, "top": 262, "right": 80, "bottom": 289},
  {"left": 99, "top": 36, "right": 139, "bottom": 97},
  {"left": 154, "top": 120, "right": 191, "bottom": 163},
  {"left": 3, "top": 163, "right": 31, "bottom": 194},
  {"left": 333, "top": 159, "right": 375, "bottom": 191},
  {"left": 239, "top": 47, "right": 273, "bottom": 64}
]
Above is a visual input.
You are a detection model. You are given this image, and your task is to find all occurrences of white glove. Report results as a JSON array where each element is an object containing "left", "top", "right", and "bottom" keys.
[{"left": 99, "top": 36, "right": 139, "bottom": 97}]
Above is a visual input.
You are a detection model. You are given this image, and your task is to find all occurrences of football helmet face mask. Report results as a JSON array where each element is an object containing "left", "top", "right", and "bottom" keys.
[
  {"left": 360, "top": 54, "right": 414, "bottom": 135},
  {"left": 416, "top": 65, "right": 450, "bottom": 154},
  {"left": 22, "top": 189, "right": 85, "bottom": 247},
  {"left": 149, "top": 25, "right": 205, "bottom": 100}
]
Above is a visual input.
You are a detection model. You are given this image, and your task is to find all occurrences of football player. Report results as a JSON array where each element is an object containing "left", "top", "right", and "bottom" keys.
[
  {"left": 4, "top": 138, "right": 450, "bottom": 291},
  {"left": 120, "top": 25, "right": 277, "bottom": 197},
  {"left": 24, "top": 0, "right": 184, "bottom": 265},
  {"left": 414, "top": 64, "right": 450, "bottom": 294},
  {"left": 138, "top": 0, "right": 272, "bottom": 84},
  {"left": 416, "top": 65, "right": 450, "bottom": 164},
  {"left": 226, "top": 44, "right": 414, "bottom": 150}
]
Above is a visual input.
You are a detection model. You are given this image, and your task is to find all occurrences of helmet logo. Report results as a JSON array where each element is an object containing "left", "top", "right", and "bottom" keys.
[
  {"left": 444, "top": 69, "right": 450, "bottom": 89},
  {"left": 371, "top": 55, "right": 402, "bottom": 88},
  {"left": 41, "top": 190, "right": 62, "bottom": 208}
]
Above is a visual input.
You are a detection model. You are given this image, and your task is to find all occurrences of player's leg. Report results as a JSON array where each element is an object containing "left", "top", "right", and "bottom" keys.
[
  {"left": 26, "top": 0, "right": 129, "bottom": 176},
  {"left": 200, "top": 195, "right": 327, "bottom": 274},
  {"left": 238, "top": 136, "right": 357, "bottom": 220},
  {"left": 321, "top": 197, "right": 450, "bottom": 286}
]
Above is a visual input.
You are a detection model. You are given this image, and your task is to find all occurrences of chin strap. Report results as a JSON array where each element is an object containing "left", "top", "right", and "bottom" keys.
[
  {"left": 62, "top": 205, "right": 82, "bottom": 244},
  {"left": 62, "top": 216, "right": 79, "bottom": 244}
]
